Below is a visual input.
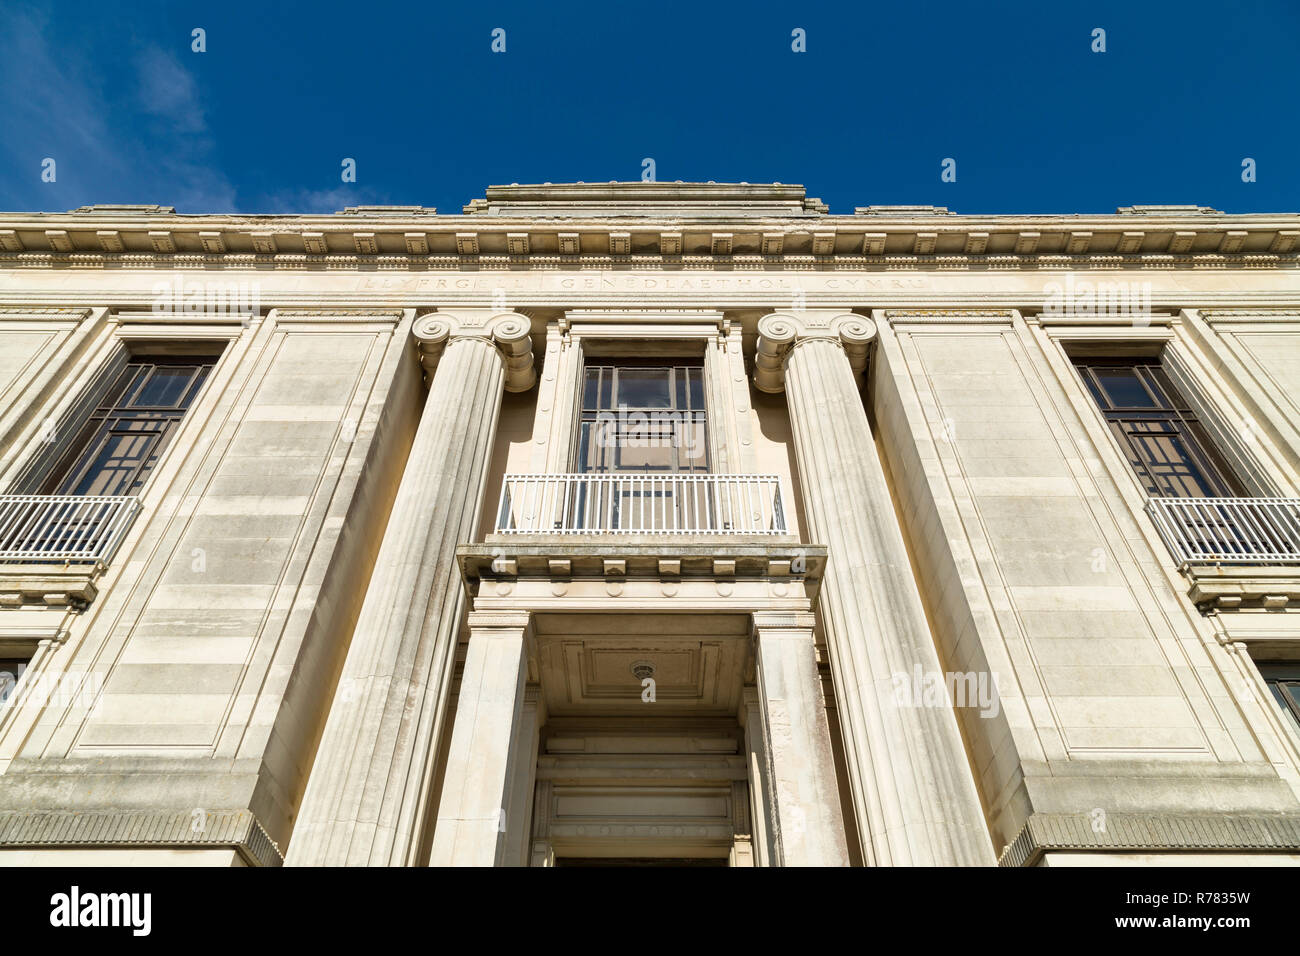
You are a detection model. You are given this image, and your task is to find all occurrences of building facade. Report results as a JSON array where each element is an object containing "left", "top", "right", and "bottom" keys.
[{"left": 0, "top": 183, "right": 1298, "bottom": 866}]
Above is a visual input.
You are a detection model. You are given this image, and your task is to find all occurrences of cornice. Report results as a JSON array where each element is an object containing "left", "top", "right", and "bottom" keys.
[{"left": 0, "top": 210, "right": 1297, "bottom": 272}]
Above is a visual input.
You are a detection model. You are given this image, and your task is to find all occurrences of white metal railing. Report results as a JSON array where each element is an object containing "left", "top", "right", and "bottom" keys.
[
  {"left": 0, "top": 495, "right": 141, "bottom": 564},
  {"left": 1146, "top": 497, "right": 1300, "bottom": 565},
  {"left": 495, "top": 474, "right": 788, "bottom": 535}
]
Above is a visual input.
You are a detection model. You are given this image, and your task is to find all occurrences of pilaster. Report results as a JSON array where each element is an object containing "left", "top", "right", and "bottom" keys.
[
  {"left": 751, "top": 610, "right": 850, "bottom": 866},
  {"left": 429, "top": 610, "right": 532, "bottom": 867}
]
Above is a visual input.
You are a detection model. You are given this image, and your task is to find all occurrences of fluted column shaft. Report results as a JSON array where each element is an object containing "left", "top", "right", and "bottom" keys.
[
  {"left": 782, "top": 333, "right": 992, "bottom": 865},
  {"left": 288, "top": 324, "right": 513, "bottom": 866}
]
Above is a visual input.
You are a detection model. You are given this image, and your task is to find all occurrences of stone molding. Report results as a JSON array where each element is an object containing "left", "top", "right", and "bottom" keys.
[
  {"left": 466, "top": 610, "right": 532, "bottom": 632},
  {"left": 113, "top": 309, "right": 254, "bottom": 326},
  {"left": 751, "top": 611, "right": 817, "bottom": 632},
  {"left": 413, "top": 309, "right": 535, "bottom": 391},
  {"left": 881, "top": 308, "right": 1017, "bottom": 326},
  {"left": 0, "top": 809, "right": 283, "bottom": 866},
  {"left": 999, "top": 812, "right": 1300, "bottom": 867},
  {"left": 270, "top": 309, "right": 404, "bottom": 325},
  {"left": 1183, "top": 565, "right": 1300, "bottom": 611},
  {"left": 754, "top": 310, "right": 876, "bottom": 393},
  {"left": 0, "top": 566, "right": 102, "bottom": 610},
  {"left": 1199, "top": 309, "right": 1300, "bottom": 324},
  {"left": 0, "top": 307, "right": 91, "bottom": 321}
]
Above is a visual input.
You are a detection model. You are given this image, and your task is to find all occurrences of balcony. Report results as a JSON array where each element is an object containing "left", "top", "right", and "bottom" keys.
[
  {"left": 495, "top": 474, "right": 788, "bottom": 536},
  {"left": 0, "top": 495, "right": 141, "bottom": 565},
  {"left": 1146, "top": 497, "right": 1300, "bottom": 566},
  {"left": 1146, "top": 497, "right": 1300, "bottom": 611}
]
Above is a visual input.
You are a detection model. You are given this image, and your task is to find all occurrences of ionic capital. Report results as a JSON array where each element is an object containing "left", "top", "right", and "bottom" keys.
[
  {"left": 413, "top": 309, "right": 536, "bottom": 392},
  {"left": 754, "top": 310, "right": 876, "bottom": 393}
]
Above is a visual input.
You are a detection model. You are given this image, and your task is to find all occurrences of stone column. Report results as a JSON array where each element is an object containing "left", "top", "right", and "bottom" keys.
[
  {"left": 429, "top": 610, "right": 531, "bottom": 867},
  {"left": 756, "top": 310, "right": 992, "bottom": 866},
  {"left": 287, "top": 311, "right": 534, "bottom": 867},
  {"left": 752, "top": 611, "right": 850, "bottom": 866}
]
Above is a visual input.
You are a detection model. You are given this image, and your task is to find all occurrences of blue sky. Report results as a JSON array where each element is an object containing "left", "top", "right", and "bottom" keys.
[{"left": 0, "top": 0, "right": 1296, "bottom": 216}]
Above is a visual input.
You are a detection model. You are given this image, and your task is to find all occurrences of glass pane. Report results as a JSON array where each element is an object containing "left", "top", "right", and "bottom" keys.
[
  {"left": 1123, "top": 424, "right": 1218, "bottom": 498},
  {"left": 1269, "top": 682, "right": 1300, "bottom": 735},
  {"left": 1094, "top": 368, "right": 1158, "bottom": 408},
  {"left": 577, "top": 418, "right": 615, "bottom": 472},
  {"left": 132, "top": 366, "right": 196, "bottom": 408},
  {"left": 583, "top": 368, "right": 601, "bottom": 409},
  {"left": 0, "top": 661, "right": 27, "bottom": 705},
  {"left": 104, "top": 365, "right": 147, "bottom": 406},
  {"left": 1142, "top": 366, "right": 1182, "bottom": 408},
  {"left": 688, "top": 368, "right": 705, "bottom": 409},
  {"left": 599, "top": 368, "right": 613, "bottom": 409},
  {"left": 615, "top": 368, "right": 672, "bottom": 408},
  {"left": 615, "top": 416, "right": 676, "bottom": 470},
  {"left": 674, "top": 369, "right": 687, "bottom": 410},
  {"left": 1280, "top": 682, "right": 1300, "bottom": 715},
  {"left": 69, "top": 429, "right": 161, "bottom": 496},
  {"left": 679, "top": 416, "right": 709, "bottom": 470}
]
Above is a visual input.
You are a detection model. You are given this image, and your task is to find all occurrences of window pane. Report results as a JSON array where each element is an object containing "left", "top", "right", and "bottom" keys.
[
  {"left": 583, "top": 368, "right": 601, "bottom": 409},
  {"left": 1095, "top": 368, "right": 1157, "bottom": 408},
  {"left": 679, "top": 415, "right": 709, "bottom": 470},
  {"left": 104, "top": 365, "right": 147, "bottom": 406},
  {"left": 1280, "top": 681, "right": 1300, "bottom": 715},
  {"left": 132, "top": 366, "right": 197, "bottom": 407},
  {"left": 1268, "top": 682, "right": 1300, "bottom": 735},
  {"left": 1120, "top": 424, "right": 1219, "bottom": 498},
  {"left": 687, "top": 368, "right": 705, "bottom": 409},
  {"left": 615, "top": 368, "right": 672, "bottom": 408},
  {"left": 69, "top": 429, "right": 161, "bottom": 496},
  {"left": 0, "top": 660, "right": 28, "bottom": 706}
]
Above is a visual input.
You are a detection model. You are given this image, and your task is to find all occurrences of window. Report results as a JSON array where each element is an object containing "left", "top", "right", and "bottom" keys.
[
  {"left": 0, "top": 658, "right": 29, "bottom": 707},
  {"left": 1074, "top": 358, "right": 1243, "bottom": 498},
  {"left": 1258, "top": 665, "right": 1300, "bottom": 737},
  {"left": 40, "top": 355, "right": 217, "bottom": 497},
  {"left": 575, "top": 362, "right": 709, "bottom": 473}
]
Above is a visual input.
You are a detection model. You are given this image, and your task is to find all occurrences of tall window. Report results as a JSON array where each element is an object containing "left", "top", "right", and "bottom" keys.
[
  {"left": 1074, "top": 358, "right": 1243, "bottom": 498},
  {"left": 41, "top": 355, "right": 217, "bottom": 496},
  {"left": 575, "top": 362, "right": 709, "bottom": 473},
  {"left": 1258, "top": 665, "right": 1300, "bottom": 737}
]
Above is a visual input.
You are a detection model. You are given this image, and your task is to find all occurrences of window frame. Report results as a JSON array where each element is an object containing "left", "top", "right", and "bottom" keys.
[
  {"left": 1072, "top": 356, "right": 1246, "bottom": 498},
  {"left": 571, "top": 357, "right": 711, "bottom": 474},
  {"left": 35, "top": 353, "right": 219, "bottom": 498},
  {"left": 1257, "top": 664, "right": 1300, "bottom": 738}
]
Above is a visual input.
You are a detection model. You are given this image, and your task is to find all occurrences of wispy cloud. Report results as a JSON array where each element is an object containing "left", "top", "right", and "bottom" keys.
[
  {"left": 253, "top": 185, "right": 392, "bottom": 215},
  {"left": 0, "top": 5, "right": 236, "bottom": 212}
]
